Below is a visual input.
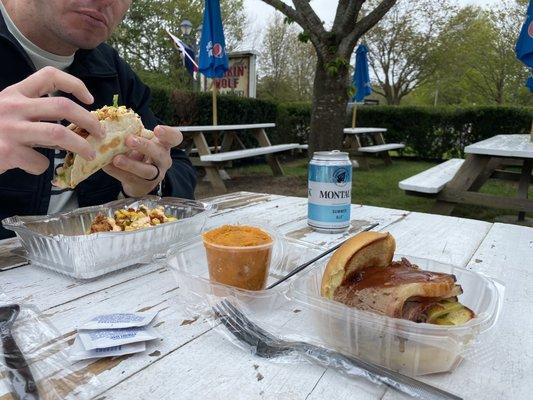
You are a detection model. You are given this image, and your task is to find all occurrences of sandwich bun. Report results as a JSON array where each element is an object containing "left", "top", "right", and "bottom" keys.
[{"left": 320, "top": 231, "right": 395, "bottom": 299}]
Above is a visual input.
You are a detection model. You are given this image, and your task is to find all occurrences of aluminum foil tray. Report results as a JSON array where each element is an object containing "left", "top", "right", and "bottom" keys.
[{"left": 2, "top": 196, "right": 216, "bottom": 280}]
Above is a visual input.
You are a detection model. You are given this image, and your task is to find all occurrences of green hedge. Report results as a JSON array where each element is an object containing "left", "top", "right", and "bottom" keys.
[
  {"left": 150, "top": 88, "right": 276, "bottom": 127},
  {"left": 356, "top": 106, "right": 533, "bottom": 159},
  {"left": 149, "top": 89, "right": 533, "bottom": 159}
]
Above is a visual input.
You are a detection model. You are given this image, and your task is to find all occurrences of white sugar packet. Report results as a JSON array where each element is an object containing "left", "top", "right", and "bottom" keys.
[
  {"left": 69, "top": 336, "right": 146, "bottom": 362},
  {"left": 80, "top": 311, "right": 158, "bottom": 330},
  {"left": 78, "top": 326, "right": 158, "bottom": 350}
]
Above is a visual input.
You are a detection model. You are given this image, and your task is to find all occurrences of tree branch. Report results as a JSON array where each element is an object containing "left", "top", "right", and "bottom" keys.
[
  {"left": 337, "top": 0, "right": 364, "bottom": 37},
  {"left": 293, "top": 0, "right": 327, "bottom": 39},
  {"left": 339, "top": 0, "right": 398, "bottom": 56},
  {"left": 261, "top": 0, "right": 328, "bottom": 59},
  {"left": 260, "top": 0, "right": 305, "bottom": 27},
  {"left": 333, "top": 0, "right": 350, "bottom": 29}
]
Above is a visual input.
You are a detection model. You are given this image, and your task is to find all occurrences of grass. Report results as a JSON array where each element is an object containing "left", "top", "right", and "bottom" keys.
[{"left": 227, "top": 157, "right": 533, "bottom": 223}]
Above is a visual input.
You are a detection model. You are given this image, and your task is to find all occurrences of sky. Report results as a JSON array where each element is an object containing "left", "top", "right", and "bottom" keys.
[{"left": 244, "top": 0, "right": 504, "bottom": 44}]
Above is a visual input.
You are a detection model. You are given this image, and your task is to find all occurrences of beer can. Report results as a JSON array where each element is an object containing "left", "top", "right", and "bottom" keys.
[{"left": 308, "top": 150, "right": 352, "bottom": 233}]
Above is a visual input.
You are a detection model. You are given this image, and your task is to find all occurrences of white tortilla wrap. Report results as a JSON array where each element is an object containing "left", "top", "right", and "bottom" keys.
[{"left": 52, "top": 106, "right": 154, "bottom": 189}]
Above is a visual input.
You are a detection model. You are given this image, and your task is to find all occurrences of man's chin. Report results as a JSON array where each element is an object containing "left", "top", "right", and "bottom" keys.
[{"left": 64, "top": 32, "right": 108, "bottom": 50}]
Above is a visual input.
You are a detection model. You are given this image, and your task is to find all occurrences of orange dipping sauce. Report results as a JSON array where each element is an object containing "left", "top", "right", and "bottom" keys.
[{"left": 202, "top": 225, "right": 273, "bottom": 290}]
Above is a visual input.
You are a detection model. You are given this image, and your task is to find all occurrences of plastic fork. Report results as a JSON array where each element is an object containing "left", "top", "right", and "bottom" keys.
[{"left": 213, "top": 300, "right": 462, "bottom": 400}]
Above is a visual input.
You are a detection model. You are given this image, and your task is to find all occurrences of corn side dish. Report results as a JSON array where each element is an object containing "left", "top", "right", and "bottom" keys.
[{"left": 89, "top": 205, "right": 177, "bottom": 233}]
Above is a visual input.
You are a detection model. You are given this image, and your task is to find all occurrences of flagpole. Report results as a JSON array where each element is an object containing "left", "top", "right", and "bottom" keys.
[
  {"left": 212, "top": 79, "right": 218, "bottom": 126},
  {"left": 351, "top": 104, "right": 357, "bottom": 128}
]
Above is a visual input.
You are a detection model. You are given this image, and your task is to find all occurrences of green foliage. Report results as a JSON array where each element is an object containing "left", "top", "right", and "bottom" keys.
[
  {"left": 257, "top": 14, "right": 316, "bottom": 102},
  {"left": 149, "top": 88, "right": 533, "bottom": 160},
  {"left": 325, "top": 57, "right": 349, "bottom": 77},
  {"left": 358, "top": 106, "right": 533, "bottom": 158},
  {"left": 275, "top": 102, "right": 312, "bottom": 145},
  {"left": 283, "top": 17, "right": 295, "bottom": 25},
  {"left": 109, "top": 0, "right": 245, "bottom": 76},
  {"left": 415, "top": 1, "right": 529, "bottom": 106},
  {"left": 297, "top": 31, "right": 310, "bottom": 43}
]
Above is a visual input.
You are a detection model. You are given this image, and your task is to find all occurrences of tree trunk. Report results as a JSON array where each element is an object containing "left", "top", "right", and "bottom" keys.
[{"left": 308, "top": 58, "right": 351, "bottom": 156}]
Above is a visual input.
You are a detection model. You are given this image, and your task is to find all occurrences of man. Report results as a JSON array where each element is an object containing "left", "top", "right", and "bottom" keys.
[{"left": 0, "top": 0, "right": 197, "bottom": 239}]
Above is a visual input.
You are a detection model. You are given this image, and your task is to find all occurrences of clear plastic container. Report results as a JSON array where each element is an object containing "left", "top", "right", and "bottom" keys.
[
  {"left": 202, "top": 225, "right": 275, "bottom": 290},
  {"left": 290, "top": 254, "right": 505, "bottom": 376},
  {"left": 166, "top": 233, "right": 504, "bottom": 377},
  {"left": 2, "top": 196, "right": 215, "bottom": 280},
  {"left": 165, "top": 228, "right": 323, "bottom": 314}
]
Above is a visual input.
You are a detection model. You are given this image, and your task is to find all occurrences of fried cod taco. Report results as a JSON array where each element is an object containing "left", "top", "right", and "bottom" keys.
[{"left": 52, "top": 96, "right": 153, "bottom": 189}]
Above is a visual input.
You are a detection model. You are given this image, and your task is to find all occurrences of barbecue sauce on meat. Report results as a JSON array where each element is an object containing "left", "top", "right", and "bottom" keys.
[{"left": 339, "top": 258, "right": 453, "bottom": 291}]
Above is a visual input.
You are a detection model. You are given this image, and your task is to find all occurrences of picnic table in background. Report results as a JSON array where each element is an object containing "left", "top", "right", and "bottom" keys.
[
  {"left": 177, "top": 123, "right": 300, "bottom": 192},
  {"left": 343, "top": 127, "right": 405, "bottom": 168},
  {"left": 0, "top": 191, "right": 530, "bottom": 399},
  {"left": 400, "top": 134, "right": 533, "bottom": 221}
]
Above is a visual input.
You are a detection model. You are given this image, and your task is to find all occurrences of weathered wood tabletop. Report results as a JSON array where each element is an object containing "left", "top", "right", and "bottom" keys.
[{"left": 0, "top": 191, "right": 531, "bottom": 400}]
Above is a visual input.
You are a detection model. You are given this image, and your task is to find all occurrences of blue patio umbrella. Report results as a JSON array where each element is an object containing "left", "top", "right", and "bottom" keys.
[
  {"left": 516, "top": 0, "right": 533, "bottom": 89},
  {"left": 353, "top": 44, "right": 372, "bottom": 102},
  {"left": 516, "top": 1, "right": 533, "bottom": 142},
  {"left": 351, "top": 44, "right": 372, "bottom": 127},
  {"left": 199, "top": 0, "right": 229, "bottom": 125}
]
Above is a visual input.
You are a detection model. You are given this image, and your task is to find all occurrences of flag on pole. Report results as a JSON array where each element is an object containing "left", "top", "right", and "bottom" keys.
[{"left": 165, "top": 29, "right": 199, "bottom": 76}]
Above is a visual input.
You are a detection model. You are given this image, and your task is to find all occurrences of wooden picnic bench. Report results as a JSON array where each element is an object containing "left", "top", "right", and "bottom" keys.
[
  {"left": 177, "top": 123, "right": 300, "bottom": 192},
  {"left": 399, "top": 135, "right": 533, "bottom": 221},
  {"left": 343, "top": 127, "right": 405, "bottom": 168},
  {"left": 0, "top": 191, "right": 531, "bottom": 399}
]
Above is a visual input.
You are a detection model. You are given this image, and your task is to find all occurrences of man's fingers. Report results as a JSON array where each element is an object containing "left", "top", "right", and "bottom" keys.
[
  {"left": 21, "top": 122, "right": 96, "bottom": 161},
  {"left": 13, "top": 147, "right": 50, "bottom": 175},
  {"left": 125, "top": 135, "right": 170, "bottom": 168},
  {"left": 15, "top": 66, "right": 94, "bottom": 104},
  {"left": 102, "top": 163, "right": 144, "bottom": 184},
  {"left": 27, "top": 97, "right": 104, "bottom": 138},
  {"left": 112, "top": 155, "right": 159, "bottom": 180},
  {"left": 153, "top": 125, "right": 183, "bottom": 148},
  {"left": 127, "top": 150, "right": 145, "bottom": 162}
]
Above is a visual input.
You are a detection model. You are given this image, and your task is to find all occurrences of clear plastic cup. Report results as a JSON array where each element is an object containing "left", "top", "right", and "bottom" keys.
[{"left": 202, "top": 225, "right": 274, "bottom": 290}]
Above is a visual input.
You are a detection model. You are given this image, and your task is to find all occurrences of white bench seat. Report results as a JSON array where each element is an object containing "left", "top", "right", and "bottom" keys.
[
  {"left": 200, "top": 143, "right": 300, "bottom": 162},
  {"left": 358, "top": 143, "right": 405, "bottom": 153},
  {"left": 399, "top": 158, "right": 464, "bottom": 194},
  {"left": 190, "top": 146, "right": 216, "bottom": 153}
]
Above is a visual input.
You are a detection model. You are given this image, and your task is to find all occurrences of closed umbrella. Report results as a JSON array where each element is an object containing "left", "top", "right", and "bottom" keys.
[
  {"left": 515, "top": 0, "right": 533, "bottom": 141},
  {"left": 199, "top": 0, "right": 229, "bottom": 125},
  {"left": 351, "top": 44, "right": 372, "bottom": 128}
]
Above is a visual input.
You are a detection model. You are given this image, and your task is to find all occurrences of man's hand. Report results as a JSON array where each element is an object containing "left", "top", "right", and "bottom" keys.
[
  {"left": 103, "top": 125, "right": 183, "bottom": 197},
  {"left": 0, "top": 66, "right": 104, "bottom": 175}
]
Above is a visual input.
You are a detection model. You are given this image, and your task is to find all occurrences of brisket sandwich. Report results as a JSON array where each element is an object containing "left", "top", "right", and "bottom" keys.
[
  {"left": 321, "top": 232, "right": 474, "bottom": 325},
  {"left": 53, "top": 99, "right": 153, "bottom": 189}
]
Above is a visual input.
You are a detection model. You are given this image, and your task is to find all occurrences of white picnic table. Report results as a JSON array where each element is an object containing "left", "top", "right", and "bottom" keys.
[
  {"left": 176, "top": 123, "right": 299, "bottom": 192},
  {"left": 0, "top": 191, "right": 532, "bottom": 400},
  {"left": 428, "top": 134, "right": 533, "bottom": 220},
  {"left": 342, "top": 127, "right": 404, "bottom": 168}
]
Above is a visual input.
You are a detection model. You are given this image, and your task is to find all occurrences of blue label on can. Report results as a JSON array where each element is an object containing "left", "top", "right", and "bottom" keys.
[
  {"left": 308, "top": 203, "right": 350, "bottom": 223},
  {"left": 308, "top": 163, "right": 352, "bottom": 227},
  {"left": 308, "top": 164, "right": 352, "bottom": 184}
]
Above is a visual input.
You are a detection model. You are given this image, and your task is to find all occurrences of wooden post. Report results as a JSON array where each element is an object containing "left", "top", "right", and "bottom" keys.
[
  {"left": 212, "top": 79, "right": 219, "bottom": 152},
  {"left": 212, "top": 79, "right": 218, "bottom": 126},
  {"left": 351, "top": 104, "right": 357, "bottom": 128}
]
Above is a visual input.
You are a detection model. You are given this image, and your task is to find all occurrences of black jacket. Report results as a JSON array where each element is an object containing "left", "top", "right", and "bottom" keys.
[{"left": 0, "top": 14, "right": 197, "bottom": 239}]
